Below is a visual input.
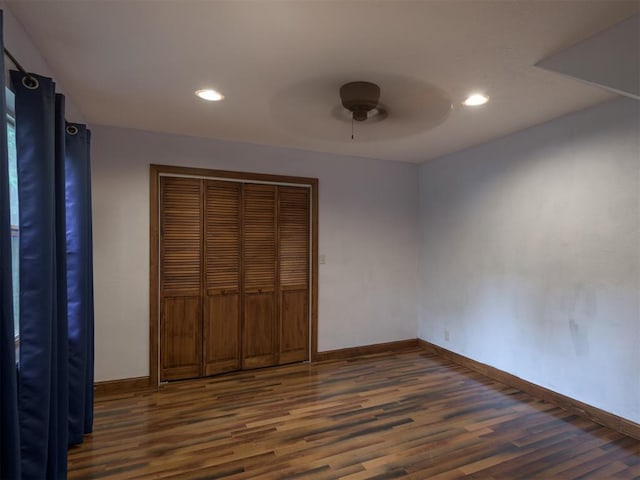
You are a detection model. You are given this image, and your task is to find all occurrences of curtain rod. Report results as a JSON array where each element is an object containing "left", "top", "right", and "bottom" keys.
[
  {"left": 3, "top": 48, "right": 75, "bottom": 128},
  {"left": 4, "top": 47, "right": 37, "bottom": 83}
]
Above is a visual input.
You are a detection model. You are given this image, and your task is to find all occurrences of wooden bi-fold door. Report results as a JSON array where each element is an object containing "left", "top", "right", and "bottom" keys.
[
  {"left": 242, "top": 184, "right": 278, "bottom": 369},
  {"left": 159, "top": 177, "right": 310, "bottom": 381},
  {"left": 278, "top": 186, "right": 310, "bottom": 364},
  {"left": 159, "top": 177, "right": 203, "bottom": 381},
  {"left": 203, "top": 180, "right": 242, "bottom": 376}
]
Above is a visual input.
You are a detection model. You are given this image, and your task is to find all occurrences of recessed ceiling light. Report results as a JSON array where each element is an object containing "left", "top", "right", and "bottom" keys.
[
  {"left": 463, "top": 93, "right": 489, "bottom": 106},
  {"left": 195, "top": 89, "right": 224, "bottom": 101}
]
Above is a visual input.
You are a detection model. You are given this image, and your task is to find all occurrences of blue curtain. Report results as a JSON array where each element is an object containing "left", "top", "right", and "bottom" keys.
[
  {"left": 0, "top": 11, "right": 22, "bottom": 480},
  {"left": 10, "top": 68, "right": 94, "bottom": 479},
  {"left": 65, "top": 123, "right": 94, "bottom": 444}
]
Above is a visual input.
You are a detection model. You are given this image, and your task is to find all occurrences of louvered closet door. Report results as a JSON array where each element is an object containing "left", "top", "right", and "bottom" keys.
[
  {"left": 160, "top": 177, "right": 203, "bottom": 381},
  {"left": 203, "top": 180, "right": 241, "bottom": 376},
  {"left": 278, "top": 187, "right": 310, "bottom": 364},
  {"left": 242, "top": 184, "right": 278, "bottom": 369}
]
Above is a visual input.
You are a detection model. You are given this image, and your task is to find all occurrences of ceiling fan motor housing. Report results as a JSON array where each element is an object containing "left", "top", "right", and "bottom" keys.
[{"left": 340, "top": 81, "right": 380, "bottom": 121}]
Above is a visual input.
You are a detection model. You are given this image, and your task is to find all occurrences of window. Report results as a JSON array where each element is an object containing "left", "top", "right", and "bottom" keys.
[{"left": 6, "top": 88, "right": 19, "bottom": 343}]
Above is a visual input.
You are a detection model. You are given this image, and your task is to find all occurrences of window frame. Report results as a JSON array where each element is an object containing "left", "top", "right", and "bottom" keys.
[{"left": 6, "top": 88, "right": 19, "bottom": 350}]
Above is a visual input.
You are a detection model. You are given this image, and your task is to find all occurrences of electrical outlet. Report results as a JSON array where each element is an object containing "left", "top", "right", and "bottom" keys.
[{"left": 444, "top": 329, "right": 450, "bottom": 341}]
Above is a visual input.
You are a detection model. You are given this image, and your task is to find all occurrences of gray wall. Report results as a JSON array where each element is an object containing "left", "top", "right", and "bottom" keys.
[
  {"left": 91, "top": 126, "right": 420, "bottom": 381},
  {"left": 418, "top": 97, "right": 639, "bottom": 423},
  {"left": 1, "top": 2, "right": 84, "bottom": 122}
]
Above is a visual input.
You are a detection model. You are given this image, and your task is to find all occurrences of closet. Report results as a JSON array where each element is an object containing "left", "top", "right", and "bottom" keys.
[{"left": 159, "top": 176, "right": 310, "bottom": 381}]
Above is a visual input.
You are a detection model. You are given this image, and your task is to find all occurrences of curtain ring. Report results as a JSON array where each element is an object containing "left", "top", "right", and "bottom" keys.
[
  {"left": 22, "top": 75, "right": 39, "bottom": 90},
  {"left": 66, "top": 125, "right": 79, "bottom": 135}
]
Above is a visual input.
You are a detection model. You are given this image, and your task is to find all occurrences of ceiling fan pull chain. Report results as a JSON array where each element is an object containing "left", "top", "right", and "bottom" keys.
[{"left": 351, "top": 116, "right": 354, "bottom": 140}]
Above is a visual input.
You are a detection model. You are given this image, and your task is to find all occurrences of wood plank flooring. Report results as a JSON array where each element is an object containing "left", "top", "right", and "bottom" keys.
[{"left": 70, "top": 350, "right": 640, "bottom": 479}]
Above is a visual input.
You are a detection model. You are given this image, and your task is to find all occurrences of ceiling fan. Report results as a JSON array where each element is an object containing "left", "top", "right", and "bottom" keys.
[
  {"left": 271, "top": 74, "right": 453, "bottom": 142},
  {"left": 339, "top": 81, "right": 387, "bottom": 122}
]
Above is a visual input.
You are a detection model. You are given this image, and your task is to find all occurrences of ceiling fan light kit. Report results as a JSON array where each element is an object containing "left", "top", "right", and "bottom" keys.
[{"left": 340, "top": 81, "right": 382, "bottom": 122}]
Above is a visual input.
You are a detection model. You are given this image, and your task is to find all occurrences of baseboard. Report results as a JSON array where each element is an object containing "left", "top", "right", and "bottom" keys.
[
  {"left": 94, "top": 376, "right": 152, "bottom": 396},
  {"left": 93, "top": 340, "right": 419, "bottom": 395},
  {"left": 418, "top": 339, "right": 640, "bottom": 441},
  {"left": 313, "top": 338, "right": 419, "bottom": 362}
]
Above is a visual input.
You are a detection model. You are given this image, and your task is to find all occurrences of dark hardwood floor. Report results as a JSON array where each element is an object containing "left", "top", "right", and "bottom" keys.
[{"left": 70, "top": 349, "right": 640, "bottom": 479}]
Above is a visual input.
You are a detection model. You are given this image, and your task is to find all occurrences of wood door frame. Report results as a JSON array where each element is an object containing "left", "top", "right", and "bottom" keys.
[{"left": 150, "top": 164, "right": 319, "bottom": 387}]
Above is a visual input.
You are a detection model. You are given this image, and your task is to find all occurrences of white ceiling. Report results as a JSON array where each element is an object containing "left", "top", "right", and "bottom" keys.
[
  {"left": 6, "top": 1, "right": 639, "bottom": 163},
  {"left": 536, "top": 14, "right": 640, "bottom": 99}
]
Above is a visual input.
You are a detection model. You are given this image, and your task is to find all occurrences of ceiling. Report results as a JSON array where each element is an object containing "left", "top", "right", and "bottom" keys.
[{"left": 5, "top": 1, "right": 639, "bottom": 163}]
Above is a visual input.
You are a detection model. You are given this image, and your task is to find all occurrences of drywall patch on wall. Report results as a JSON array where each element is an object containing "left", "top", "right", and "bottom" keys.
[
  {"left": 418, "top": 97, "right": 640, "bottom": 423},
  {"left": 568, "top": 318, "right": 589, "bottom": 357},
  {"left": 91, "top": 128, "right": 420, "bottom": 381}
]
